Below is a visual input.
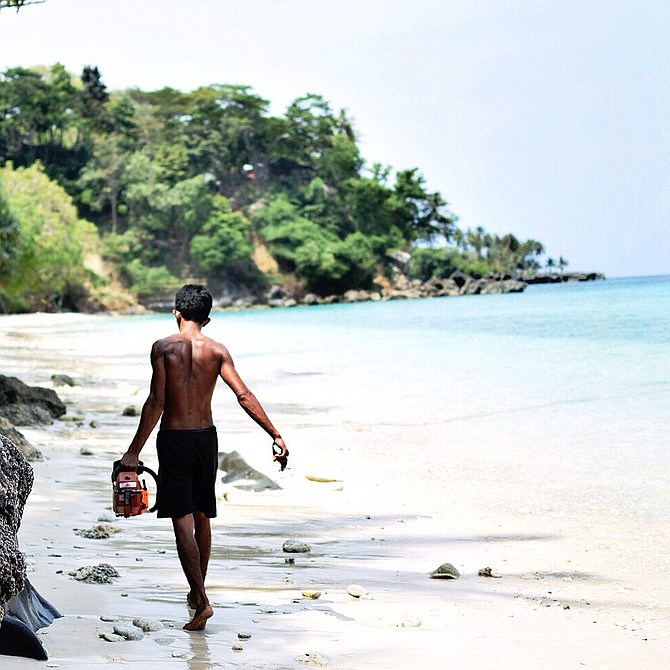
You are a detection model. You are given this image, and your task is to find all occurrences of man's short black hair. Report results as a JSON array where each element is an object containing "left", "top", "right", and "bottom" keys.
[{"left": 175, "top": 284, "right": 213, "bottom": 323}]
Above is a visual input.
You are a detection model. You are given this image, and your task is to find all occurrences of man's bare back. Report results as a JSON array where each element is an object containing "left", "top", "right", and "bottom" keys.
[{"left": 158, "top": 331, "right": 226, "bottom": 431}]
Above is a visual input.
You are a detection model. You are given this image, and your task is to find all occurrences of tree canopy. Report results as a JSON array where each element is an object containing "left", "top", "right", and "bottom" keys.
[{"left": 0, "top": 64, "right": 563, "bottom": 310}]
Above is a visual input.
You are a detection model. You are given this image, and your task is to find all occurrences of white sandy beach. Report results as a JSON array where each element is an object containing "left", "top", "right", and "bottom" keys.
[{"left": 2, "top": 311, "right": 668, "bottom": 669}]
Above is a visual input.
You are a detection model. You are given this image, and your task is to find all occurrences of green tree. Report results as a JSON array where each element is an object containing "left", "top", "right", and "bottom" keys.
[
  {"left": 79, "top": 65, "right": 109, "bottom": 132},
  {"left": 0, "top": 162, "right": 101, "bottom": 310},
  {"left": 388, "top": 168, "right": 457, "bottom": 244},
  {"left": 190, "top": 195, "right": 254, "bottom": 277},
  {"left": 0, "top": 178, "right": 19, "bottom": 280},
  {"left": 78, "top": 133, "right": 130, "bottom": 233}
]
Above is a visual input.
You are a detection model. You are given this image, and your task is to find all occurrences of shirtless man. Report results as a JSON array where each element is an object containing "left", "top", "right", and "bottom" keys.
[{"left": 119, "top": 284, "right": 288, "bottom": 631}]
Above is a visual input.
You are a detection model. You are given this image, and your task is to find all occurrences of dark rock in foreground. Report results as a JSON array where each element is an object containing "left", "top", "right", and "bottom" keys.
[
  {"left": 0, "top": 434, "right": 61, "bottom": 660},
  {"left": 0, "top": 434, "right": 32, "bottom": 613},
  {"left": 0, "top": 375, "right": 67, "bottom": 426}
]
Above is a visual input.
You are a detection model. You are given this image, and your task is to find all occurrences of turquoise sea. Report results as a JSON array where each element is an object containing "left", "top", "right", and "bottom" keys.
[{"left": 2, "top": 275, "right": 669, "bottom": 528}]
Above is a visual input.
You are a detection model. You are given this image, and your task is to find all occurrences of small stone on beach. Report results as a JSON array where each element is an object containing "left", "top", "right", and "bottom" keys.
[
  {"left": 302, "top": 590, "right": 322, "bottom": 599},
  {"left": 430, "top": 562, "right": 460, "bottom": 579},
  {"left": 237, "top": 632, "right": 252, "bottom": 639},
  {"left": 283, "top": 539, "right": 311, "bottom": 553},
  {"left": 133, "top": 617, "right": 163, "bottom": 632},
  {"left": 347, "top": 584, "right": 368, "bottom": 598},
  {"left": 232, "top": 644, "right": 244, "bottom": 652},
  {"left": 99, "top": 632, "right": 124, "bottom": 643},
  {"left": 113, "top": 624, "right": 144, "bottom": 641}
]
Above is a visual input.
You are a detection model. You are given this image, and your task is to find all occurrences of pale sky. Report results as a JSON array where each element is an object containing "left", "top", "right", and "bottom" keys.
[{"left": 2, "top": 0, "right": 668, "bottom": 277}]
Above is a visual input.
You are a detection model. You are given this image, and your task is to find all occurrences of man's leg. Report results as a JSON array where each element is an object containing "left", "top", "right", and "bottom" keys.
[
  {"left": 194, "top": 511, "right": 212, "bottom": 583},
  {"left": 172, "top": 514, "right": 213, "bottom": 630}
]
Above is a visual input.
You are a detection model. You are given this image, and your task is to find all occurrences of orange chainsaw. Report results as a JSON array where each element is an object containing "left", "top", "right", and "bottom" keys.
[{"left": 111, "top": 460, "right": 159, "bottom": 517}]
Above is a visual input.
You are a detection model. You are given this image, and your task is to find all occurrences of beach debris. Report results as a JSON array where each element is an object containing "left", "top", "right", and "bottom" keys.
[
  {"left": 89, "top": 420, "right": 99, "bottom": 428},
  {"left": 74, "top": 524, "right": 121, "bottom": 540},
  {"left": 478, "top": 566, "right": 502, "bottom": 578},
  {"left": 563, "top": 603, "right": 571, "bottom": 610},
  {"left": 394, "top": 616, "right": 422, "bottom": 628},
  {"left": 346, "top": 584, "right": 368, "bottom": 598},
  {"left": 237, "top": 632, "right": 252, "bottom": 640},
  {"left": 283, "top": 539, "right": 311, "bottom": 553},
  {"left": 296, "top": 651, "right": 330, "bottom": 666},
  {"left": 51, "top": 374, "right": 76, "bottom": 387},
  {"left": 99, "top": 632, "right": 124, "bottom": 643},
  {"left": 285, "top": 557, "right": 296, "bottom": 565},
  {"left": 113, "top": 624, "right": 144, "bottom": 641},
  {"left": 302, "top": 590, "right": 322, "bottom": 599},
  {"left": 100, "top": 615, "right": 119, "bottom": 622},
  {"left": 133, "top": 617, "right": 163, "bottom": 632},
  {"left": 305, "top": 474, "right": 341, "bottom": 483},
  {"left": 79, "top": 446, "right": 94, "bottom": 456},
  {"left": 171, "top": 650, "right": 191, "bottom": 659},
  {"left": 430, "top": 562, "right": 460, "bottom": 579},
  {"left": 69, "top": 563, "right": 119, "bottom": 583},
  {"left": 232, "top": 644, "right": 244, "bottom": 652},
  {"left": 97, "top": 513, "right": 116, "bottom": 523},
  {"left": 122, "top": 405, "right": 140, "bottom": 417}
]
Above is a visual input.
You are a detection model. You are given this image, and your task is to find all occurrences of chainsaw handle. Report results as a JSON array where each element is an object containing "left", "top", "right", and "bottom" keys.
[{"left": 112, "top": 460, "right": 159, "bottom": 513}]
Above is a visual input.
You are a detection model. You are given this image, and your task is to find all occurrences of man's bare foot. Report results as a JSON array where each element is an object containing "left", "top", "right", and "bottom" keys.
[{"left": 183, "top": 603, "right": 213, "bottom": 631}]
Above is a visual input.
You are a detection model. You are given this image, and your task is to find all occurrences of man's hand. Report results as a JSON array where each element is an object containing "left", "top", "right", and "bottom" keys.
[
  {"left": 272, "top": 437, "right": 289, "bottom": 471},
  {"left": 119, "top": 451, "right": 139, "bottom": 471}
]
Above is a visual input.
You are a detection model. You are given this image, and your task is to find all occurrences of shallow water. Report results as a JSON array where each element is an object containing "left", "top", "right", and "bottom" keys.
[{"left": 2, "top": 276, "right": 669, "bottom": 528}]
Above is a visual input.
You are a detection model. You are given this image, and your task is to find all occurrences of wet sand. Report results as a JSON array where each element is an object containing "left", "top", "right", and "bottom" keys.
[{"left": 3, "top": 313, "right": 669, "bottom": 669}]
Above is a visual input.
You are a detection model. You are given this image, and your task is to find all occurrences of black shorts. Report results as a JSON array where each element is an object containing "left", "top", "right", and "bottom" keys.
[{"left": 156, "top": 426, "right": 218, "bottom": 519}]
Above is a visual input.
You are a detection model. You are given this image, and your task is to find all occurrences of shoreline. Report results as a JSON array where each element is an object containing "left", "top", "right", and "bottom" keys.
[{"left": 1, "top": 271, "right": 606, "bottom": 317}]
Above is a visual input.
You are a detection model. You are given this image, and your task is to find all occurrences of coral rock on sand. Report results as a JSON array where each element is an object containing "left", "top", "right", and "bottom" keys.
[
  {"left": 69, "top": 564, "right": 119, "bottom": 584},
  {"left": 113, "top": 624, "right": 144, "bottom": 641},
  {"left": 283, "top": 540, "right": 311, "bottom": 553}
]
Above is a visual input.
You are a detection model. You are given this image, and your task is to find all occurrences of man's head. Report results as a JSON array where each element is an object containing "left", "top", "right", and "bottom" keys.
[{"left": 174, "top": 284, "right": 213, "bottom": 324}]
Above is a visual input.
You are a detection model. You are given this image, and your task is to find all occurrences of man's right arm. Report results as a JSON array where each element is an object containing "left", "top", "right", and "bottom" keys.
[{"left": 120, "top": 341, "right": 166, "bottom": 469}]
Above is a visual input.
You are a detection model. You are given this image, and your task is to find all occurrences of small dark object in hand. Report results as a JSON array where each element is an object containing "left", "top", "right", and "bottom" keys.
[{"left": 272, "top": 441, "right": 288, "bottom": 471}]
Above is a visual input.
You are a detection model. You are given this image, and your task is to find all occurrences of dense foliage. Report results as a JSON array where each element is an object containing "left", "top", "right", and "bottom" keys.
[{"left": 0, "top": 64, "right": 563, "bottom": 311}]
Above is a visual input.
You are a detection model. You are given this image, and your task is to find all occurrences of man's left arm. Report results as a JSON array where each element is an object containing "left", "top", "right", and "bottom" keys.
[{"left": 219, "top": 348, "right": 288, "bottom": 468}]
